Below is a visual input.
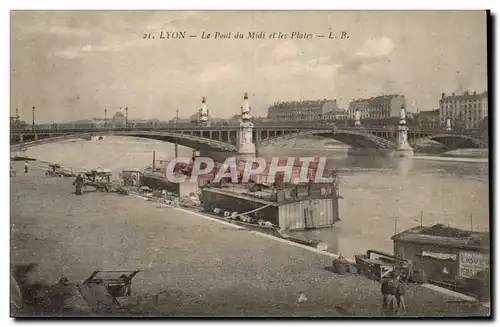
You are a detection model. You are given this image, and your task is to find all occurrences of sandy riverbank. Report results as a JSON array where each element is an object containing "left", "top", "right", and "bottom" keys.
[
  {"left": 441, "top": 149, "right": 489, "bottom": 159},
  {"left": 10, "top": 161, "right": 489, "bottom": 317}
]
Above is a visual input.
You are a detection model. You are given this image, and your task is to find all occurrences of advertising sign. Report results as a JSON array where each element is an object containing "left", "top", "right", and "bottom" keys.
[{"left": 459, "top": 251, "right": 489, "bottom": 278}]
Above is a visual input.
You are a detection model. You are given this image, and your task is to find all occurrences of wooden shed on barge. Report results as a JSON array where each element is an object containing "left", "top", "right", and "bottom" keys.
[{"left": 200, "top": 182, "right": 341, "bottom": 230}]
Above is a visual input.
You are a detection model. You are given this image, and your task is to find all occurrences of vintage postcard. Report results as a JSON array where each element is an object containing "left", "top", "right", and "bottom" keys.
[{"left": 10, "top": 10, "right": 490, "bottom": 318}]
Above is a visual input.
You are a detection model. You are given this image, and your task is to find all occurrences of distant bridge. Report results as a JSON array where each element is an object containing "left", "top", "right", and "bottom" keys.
[{"left": 10, "top": 124, "right": 488, "bottom": 154}]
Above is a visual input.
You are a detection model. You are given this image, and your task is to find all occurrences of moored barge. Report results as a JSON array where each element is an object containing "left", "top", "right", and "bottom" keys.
[{"left": 197, "top": 156, "right": 341, "bottom": 231}]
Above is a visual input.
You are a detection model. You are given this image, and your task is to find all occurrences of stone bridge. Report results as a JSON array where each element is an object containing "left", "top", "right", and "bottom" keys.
[{"left": 10, "top": 125, "right": 488, "bottom": 154}]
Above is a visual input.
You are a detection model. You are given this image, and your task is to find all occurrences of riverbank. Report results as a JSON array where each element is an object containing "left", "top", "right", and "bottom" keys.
[
  {"left": 441, "top": 149, "right": 489, "bottom": 159},
  {"left": 10, "top": 161, "right": 489, "bottom": 317}
]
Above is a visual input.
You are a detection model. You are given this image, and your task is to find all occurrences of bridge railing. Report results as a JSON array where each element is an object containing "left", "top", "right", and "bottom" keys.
[{"left": 10, "top": 124, "right": 484, "bottom": 136}]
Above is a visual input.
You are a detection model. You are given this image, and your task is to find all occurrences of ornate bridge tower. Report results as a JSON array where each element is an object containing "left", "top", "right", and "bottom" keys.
[
  {"left": 199, "top": 97, "right": 210, "bottom": 127},
  {"left": 237, "top": 92, "right": 256, "bottom": 158},
  {"left": 394, "top": 105, "right": 414, "bottom": 157}
]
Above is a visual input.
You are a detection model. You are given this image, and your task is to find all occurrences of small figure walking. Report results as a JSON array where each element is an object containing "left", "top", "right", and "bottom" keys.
[
  {"left": 158, "top": 189, "right": 167, "bottom": 208},
  {"left": 24, "top": 161, "right": 28, "bottom": 173}
]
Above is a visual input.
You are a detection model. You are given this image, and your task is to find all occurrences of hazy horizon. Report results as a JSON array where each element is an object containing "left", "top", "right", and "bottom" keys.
[{"left": 11, "top": 11, "right": 487, "bottom": 123}]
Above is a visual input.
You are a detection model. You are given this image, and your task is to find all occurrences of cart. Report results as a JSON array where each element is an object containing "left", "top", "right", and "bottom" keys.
[
  {"left": 355, "top": 249, "right": 412, "bottom": 282},
  {"left": 11, "top": 265, "right": 141, "bottom": 315},
  {"left": 82, "top": 269, "right": 141, "bottom": 298},
  {"left": 84, "top": 169, "right": 113, "bottom": 192},
  {"left": 46, "top": 164, "right": 75, "bottom": 177},
  {"left": 71, "top": 269, "right": 141, "bottom": 312}
]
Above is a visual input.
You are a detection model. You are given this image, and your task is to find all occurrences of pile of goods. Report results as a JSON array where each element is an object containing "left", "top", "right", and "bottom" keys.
[{"left": 211, "top": 208, "right": 276, "bottom": 228}]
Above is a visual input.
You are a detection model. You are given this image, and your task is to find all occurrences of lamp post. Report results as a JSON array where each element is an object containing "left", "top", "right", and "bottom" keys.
[
  {"left": 125, "top": 107, "right": 129, "bottom": 127},
  {"left": 32, "top": 106, "right": 35, "bottom": 133},
  {"left": 175, "top": 109, "right": 179, "bottom": 158},
  {"left": 104, "top": 109, "right": 108, "bottom": 127}
]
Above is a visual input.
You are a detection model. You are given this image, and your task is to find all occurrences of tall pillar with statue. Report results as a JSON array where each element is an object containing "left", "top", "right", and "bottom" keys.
[
  {"left": 445, "top": 118, "right": 452, "bottom": 131},
  {"left": 237, "top": 92, "right": 256, "bottom": 159},
  {"left": 394, "top": 105, "right": 414, "bottom": 157},
  {"left": 354, "top": 109, "right": 361, "bottom": 127},
  {"left": 198, "top": 97, "right": 210, "bottom": 127}
]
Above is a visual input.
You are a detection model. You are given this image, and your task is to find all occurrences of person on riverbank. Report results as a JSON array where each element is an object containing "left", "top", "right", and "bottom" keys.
[
  {"left": 73, "top": 174, "right": 84, "bottom": 195},
  {"left": 24, "top": 161, "right": 28, "bottom": 173},
  {"left": 395, "top": 275, "right": 407, "bottom": 314},
  {"left": 381, "top": 272, "right": 397, "bottom": 312}
]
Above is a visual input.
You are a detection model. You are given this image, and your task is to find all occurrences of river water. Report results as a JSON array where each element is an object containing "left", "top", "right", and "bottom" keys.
[{"left": 20, "top": 136, "right": 490, "bottom": 258}]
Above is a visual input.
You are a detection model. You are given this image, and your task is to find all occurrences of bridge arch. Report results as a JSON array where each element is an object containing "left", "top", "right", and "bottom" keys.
[
  {"left": 259, "top": 129, "right": 397, "bottom": 149},
  {"left": 413, "top": 133, "right": 487, "bottom": 151},
  {"left": 10, "top": 131, "right": 238, "bottom": 153}
]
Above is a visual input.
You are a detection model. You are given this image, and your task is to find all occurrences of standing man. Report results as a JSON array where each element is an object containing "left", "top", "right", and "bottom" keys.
[
  {"left": 395, "top": 274, "right": 407, "bottom": 314},
  {"left": 24, "top": 161, "right": 28, "bottom": 173},
  {"left": 381, "top": 271, "right": 397, "bottom": 313},
  {"left": 161, "top": 189, "right": 167, "bottom": 206}
]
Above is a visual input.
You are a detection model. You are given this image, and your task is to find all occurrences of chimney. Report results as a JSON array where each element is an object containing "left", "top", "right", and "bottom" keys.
[
  {"left": 464, "top": 91, "right": 469, "bottom": 96},
  {"left": 442, "top": 93, "right": 445, "bottom": 99},
  {"left": 452, "top": 92, "right": 455, "bottom": 97},
  {"left": 474, "top": 91, "right": 477, "bottom": 95}
]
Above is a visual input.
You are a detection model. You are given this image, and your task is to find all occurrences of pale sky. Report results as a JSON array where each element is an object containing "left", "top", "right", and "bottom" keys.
[{"left": 11, "top": 10, "right": 487, "bottom": 123}]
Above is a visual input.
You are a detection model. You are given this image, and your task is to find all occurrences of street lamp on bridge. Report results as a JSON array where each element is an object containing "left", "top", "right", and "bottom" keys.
[
  {"left": 104, "top": 108, "right": 108, "bottom": 127},
  {"left": 125, "top": 107, "right": 129, "bottom": 127},
  {"left": 32, "top": 106, "right": 35, "bottom": 133}
]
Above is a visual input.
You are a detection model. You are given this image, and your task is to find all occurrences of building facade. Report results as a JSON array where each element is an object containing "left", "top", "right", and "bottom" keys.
[
  {"left": 415, "top": 109, "right": 440, "bottom": 129},
  {"left": 323, "top": 109, "right": 349, "bottom": 121},
  {"left": 439, "top": 91, "right": 488, "bottom": 130},
  {"left": 348, "top": 95, "right": 406, "bottom": 120},
  {"left": 267, "top": 99, "right": 338, "bottom": 121}
]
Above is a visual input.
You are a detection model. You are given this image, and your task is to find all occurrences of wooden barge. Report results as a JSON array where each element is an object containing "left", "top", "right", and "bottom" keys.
[{"left": 199, "top": 181, "right": 341, "bottom": 231}]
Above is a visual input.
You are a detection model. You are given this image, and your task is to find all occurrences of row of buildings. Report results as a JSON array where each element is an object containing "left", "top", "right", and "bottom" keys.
[
  {"left": 267, "top": 99, "right": 348, "bottom": 121},
  {"left": 19, "top": 90, "right": 488, "bottom": 131},
  {"left": 267, "top": 95, "right": 407, "bottom": 123},
  {"left": 266, "top": 91, "right": 488, "bottom": 129},
  {"left": 439, "top": 91, "right": 488, "bottom": 130}
]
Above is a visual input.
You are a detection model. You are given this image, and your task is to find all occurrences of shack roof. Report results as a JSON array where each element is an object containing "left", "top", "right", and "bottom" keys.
[
  {"left": 391, "top": 224, "right": 489, "bottom": 252},
  {"left": 202, "top": 187, "right": 276, "bottom": 206}
]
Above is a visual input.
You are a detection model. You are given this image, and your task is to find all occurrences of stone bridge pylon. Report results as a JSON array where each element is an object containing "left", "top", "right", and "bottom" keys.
[{"left": 394, "top": 105, "right": 414, "bottom": 157}]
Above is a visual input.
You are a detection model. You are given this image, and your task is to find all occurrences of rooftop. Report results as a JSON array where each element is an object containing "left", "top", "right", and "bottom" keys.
[
  {"left": 391, "top": 224, "right": 490, "bottom": 252},
  {"left": 441, "top": 91, "right": 488, "bottom": 100},
  {"left": 350, "top": 94, "right": 403, "bottom": 104},
  {"left": 270, "top": 99, "right": 335, "bottom": 108}
]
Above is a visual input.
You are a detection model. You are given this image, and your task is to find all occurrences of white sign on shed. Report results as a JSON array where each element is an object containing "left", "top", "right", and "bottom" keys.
[{"left": 458, "top": 251, "right": 489, "bottom": 278}]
